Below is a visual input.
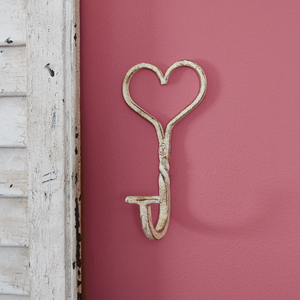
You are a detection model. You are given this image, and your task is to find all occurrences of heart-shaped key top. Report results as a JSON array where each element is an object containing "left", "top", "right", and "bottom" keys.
[{"left": 122, "top": 60, "right": 207, "bottom": 240}]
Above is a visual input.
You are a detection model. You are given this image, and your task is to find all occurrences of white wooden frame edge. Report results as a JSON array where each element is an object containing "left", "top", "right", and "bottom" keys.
[{"left": 27, "top": 0, "right": 81, "bottom": 299}]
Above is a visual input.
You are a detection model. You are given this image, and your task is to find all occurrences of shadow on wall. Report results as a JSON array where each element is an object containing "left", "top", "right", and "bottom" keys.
[{"left": 171, "top": 58, "right": 288, "bottom": 239}]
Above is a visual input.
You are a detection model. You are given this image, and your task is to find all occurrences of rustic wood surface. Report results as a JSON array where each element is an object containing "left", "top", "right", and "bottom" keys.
[
  {"left": 0, "top": 247, "right": 29, "bottom": 296},
  {"left": 27, "top": 0, "right": 81, "bottom": 298},
  {"left": 0, "top": 197, "right": 28, "bottom": 247},
  {"left": 0, "top": 0, "right": 80, "bottom": 298},
  {"left": 0, "top": 0, "right": 27, "bottom": 46},
  {"left": 0, "top": 2, "right": 29, "bottom": 299},
  {"left": 0, "top": 96, "right": 27, "bottom": 147},
  {"left": 64, "top": 0, "right": 82, "bottom": 298},
  {"left": 0, "top": 148, "right": 28, "bottom": 198},
  {"left": 0, "top": 47, "right": 26, "bottom": 95}
]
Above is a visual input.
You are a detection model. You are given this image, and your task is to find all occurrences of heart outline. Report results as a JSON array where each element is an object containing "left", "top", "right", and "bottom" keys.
[
  {"left": 122, "top": 60, "right": 207, "bottom": 140},
  {"left": 122, "top": 60, "right": 207, "bottom": 240}
]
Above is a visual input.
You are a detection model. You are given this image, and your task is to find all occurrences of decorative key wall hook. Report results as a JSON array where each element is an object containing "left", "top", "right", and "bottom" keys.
[{"left": 122, "top": 60, "right": 207, "bottom": 240}]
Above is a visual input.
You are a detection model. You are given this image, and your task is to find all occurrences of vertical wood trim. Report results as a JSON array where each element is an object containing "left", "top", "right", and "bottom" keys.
[
  {"left": 27, "top": 0, "right": 80, "bottom": 299},
  {"left": 64, "top": 0, "right": 82, "bottom": 299}
]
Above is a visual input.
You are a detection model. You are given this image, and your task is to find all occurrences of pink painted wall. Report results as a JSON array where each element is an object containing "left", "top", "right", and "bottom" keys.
[{"left": 81, "top": 1, "right": 300, "bottom": 299}]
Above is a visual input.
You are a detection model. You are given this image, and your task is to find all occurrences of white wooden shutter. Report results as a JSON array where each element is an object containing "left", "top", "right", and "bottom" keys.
[{"left": 0, "top": 0, "right": 81, "bottom": 299}]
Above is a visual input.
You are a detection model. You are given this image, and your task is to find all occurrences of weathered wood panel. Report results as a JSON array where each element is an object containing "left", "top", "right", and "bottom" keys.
[
  {"left": 27, "top": 0, "right": 68, "bottom": 298},
  {"left": 0, "top": 295, "right": 29, "bottom": 300},
  {"left": 0, "top": 97, "right": 27, "bottom": 147},
  {"left": 0, "top": 0, "right": 27, "bottom": 46},
  {"left": 0, "top": 47, "right": 26, "bottom": 95},
  {"left": 0, "top": 198, "right": 28, "bottom": 247},
  {"left": 0, "top": 148, "right": 28, "bottom": 197},
  {"left": 0, "top": 247, "right": 29, "bottom": 296},
  {"left": 64, "top": 0, "right": 82, "bottom": 298}
]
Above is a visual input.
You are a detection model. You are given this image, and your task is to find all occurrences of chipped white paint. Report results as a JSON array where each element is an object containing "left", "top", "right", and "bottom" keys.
[
  {"left": 0, "top": 198, "right": 28, "bottom": 247},
  {"left": 0, "top": 97, "right": 27, "bottom": 147},
  {"left": 0, "top": 47, "right": 26, "bottom": 95},
  {"left": 27, "top": 0, "right": 66, "bottom": 295},
  {"left": 0, "top": 148, "right": 28, "bottom": 198},
  {"left": 64, "top": 0, "right": 82, "bottom": 298},
  {"left": 27, "top": 0, "right": 81, "bottom": 299},
  {"left": 0, "top": 247, "right": 30, "bottom": 296},
  {"left": 0, "top": 0, "right": 27, "bottom": 46}
]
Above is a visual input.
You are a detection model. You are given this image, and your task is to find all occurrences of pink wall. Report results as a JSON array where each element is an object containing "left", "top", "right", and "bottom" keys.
[{"left": 81, "top": 1, "right": 300, "bottom": 299}]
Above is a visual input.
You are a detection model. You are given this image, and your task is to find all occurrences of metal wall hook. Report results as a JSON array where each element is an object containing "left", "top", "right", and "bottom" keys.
[{"left": 122, "top": 60, "right": 207, "bottom": 240}]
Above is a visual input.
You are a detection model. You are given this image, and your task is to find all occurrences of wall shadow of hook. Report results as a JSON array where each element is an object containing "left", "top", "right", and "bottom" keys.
[{"left": 122, "top": 60, "right": 207, "bottom": 240}]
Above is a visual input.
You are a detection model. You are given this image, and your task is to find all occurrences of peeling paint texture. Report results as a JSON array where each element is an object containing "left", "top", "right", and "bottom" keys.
[{"left": 26, "top": 0, "right": 81, "bottom": 299}]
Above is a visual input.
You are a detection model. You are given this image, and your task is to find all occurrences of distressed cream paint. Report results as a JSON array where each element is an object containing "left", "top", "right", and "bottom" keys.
[{"left": 123, "top": 61, "right": 207, "bottom": 240}]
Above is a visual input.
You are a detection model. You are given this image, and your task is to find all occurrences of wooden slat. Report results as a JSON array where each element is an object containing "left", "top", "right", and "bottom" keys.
[
  {"left": 0, "top": 0, "right": 27, "bottom": 46},
  {"left": 0, "top": 47, "right": 26, "bottom": 95},
  {"left": 0, "top": 198, "right": 28, "bottom": 247},
  {"left": 0, "top": 97, "right": 27, "bottom": 147},
  {"left": 0, "top": 295, "right": 29, "bottom": 300},
  {"left": 0, "top": 92, "right": 26, "bottom": 98},
  {"left": 0, "top": 148, "right": 28, "bottom": 197},
  {"left": 0, "top": 247, "right": 29, "bottom": 296}
]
